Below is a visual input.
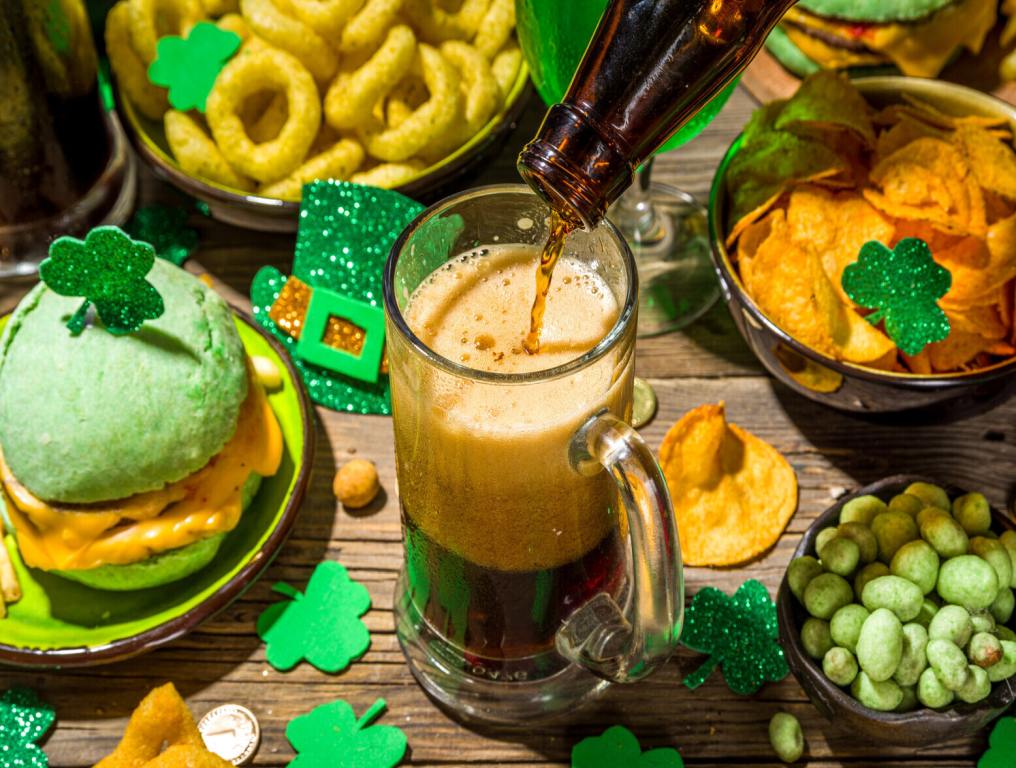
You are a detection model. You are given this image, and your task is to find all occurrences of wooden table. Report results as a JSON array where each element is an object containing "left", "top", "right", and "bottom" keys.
[{"left": 3, "top": 86, "right": 1015, "bottom": 768}]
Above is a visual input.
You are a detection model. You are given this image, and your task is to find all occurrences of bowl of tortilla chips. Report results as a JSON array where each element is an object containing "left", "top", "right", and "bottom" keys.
[{"left": 709, "top": 73, "right": 1016, "bottom": 413}]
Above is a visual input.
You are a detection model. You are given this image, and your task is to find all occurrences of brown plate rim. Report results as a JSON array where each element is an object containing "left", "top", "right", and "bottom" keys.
[{"left": 0, "top": 309, "right": 315, "bottom": 668}]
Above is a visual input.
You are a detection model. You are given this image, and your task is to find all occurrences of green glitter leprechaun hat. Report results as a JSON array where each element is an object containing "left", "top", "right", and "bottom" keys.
[{"left": 251, "top": 180, "right": 424, "bottom": 415}]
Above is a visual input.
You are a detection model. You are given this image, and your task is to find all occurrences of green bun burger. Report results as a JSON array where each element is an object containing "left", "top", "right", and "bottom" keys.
[
  {"left": 0, "top": 259, "right": 283, "bottom": 591},
  {"left": 766, "top": 0, "right": 997, "bottom": 79}
]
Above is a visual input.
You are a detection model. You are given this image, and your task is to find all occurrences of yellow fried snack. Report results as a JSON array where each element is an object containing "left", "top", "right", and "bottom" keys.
[
  {"left": 260, "top": 138, "right": 365, "bottom": 199},
  {"left": 491, "top": 43, "right": 521, "bottom": 97},
  {"left": 325, "top": 24, "right": 416, "bottom": 130},
  {"left": 403, "top": 0, "right": 489, "bottom": 43},
  {"left": 288, "top": 0, "right": 362, "bottom": 38},
  {"left": 215, "top": 11, "right": 249, "bottom": 38},
  {"left": 106, "top": 1, "right": 169, "bottom": 120},
  {"left": 165, "top": 110, "right": 253, "bottom": 190},
  {"left": 201, "top": 0, "right": 239, "bottom": 14},
  {"left": 473, "top": 0, "right": 514, "bottom": 58},
  {"left": 439, "top": 40, "right": 498, "bottom": 135},
  {"left": 359, "top": 43, "right": 461, "bottom": 162},
  {"left": 350, "top": 160, "right": 423, "bottom": 188},
  {"left": 246, "top": 91, "right": 289, "bottom": 143},
  {"left": 659, "top": 402, "right": 798, "bottom": 567},
  {"left": 206, "top": 46, "right": 321, "bottom": 182},
  {"left": 240, "top": 0, "right": 338, "bottom": 81},
  {"left": 94, "top": 684, "right": 233, "bottom": 768},
  {"left": 127, "top": 0, "right": 206, "bottom": 63},
  {"left": 337, "top": 0, "right": 402, "bottom": 54}
]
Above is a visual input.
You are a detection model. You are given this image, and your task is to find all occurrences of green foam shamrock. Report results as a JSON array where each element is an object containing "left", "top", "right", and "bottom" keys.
[
  {"left": 148, "top": 21, "right": 241, "bottom": 112},
  {"left": 257, "top": 560, "right": 371, "bottom": 673},
  {"left": 681, "top": 579, "right": 789, "bottom": 695},
  {"left": 841, "top": 238, "right": 952, "bottom": 356},
  {"left": 572, "top": 726, "right": 683, "bottom": 768},
  {"left": 125, "top": 205, "right": 199, "bottom": 266},
  {"left": 250, "top": 180, "right": 426, "bottom": 414},
  {"left": 979, "top": 717, "right": 1016, "bottom": 768},
  {"left": 288, "top": 698, "right": 406, "bottom": 768},
  {"left": 0, "top": 687, "right": 55, "bottom": 768},
  {"left": 39, "top": 226, "right": 165, "bottom": 336}
]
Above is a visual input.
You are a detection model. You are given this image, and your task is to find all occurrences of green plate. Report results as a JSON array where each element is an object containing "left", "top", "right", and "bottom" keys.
[{"left": 0, "top": 311, "right": 314, "bottom": 667}]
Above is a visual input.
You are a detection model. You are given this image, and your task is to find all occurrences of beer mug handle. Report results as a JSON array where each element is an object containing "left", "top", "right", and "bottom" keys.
[{"left": 560, "top": 411, "right": 684, "bottom": 683}]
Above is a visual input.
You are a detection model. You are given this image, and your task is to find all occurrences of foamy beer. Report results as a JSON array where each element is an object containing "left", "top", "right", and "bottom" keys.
[{"left": 383, "top": 185, "right": 684, "bottom": 723}]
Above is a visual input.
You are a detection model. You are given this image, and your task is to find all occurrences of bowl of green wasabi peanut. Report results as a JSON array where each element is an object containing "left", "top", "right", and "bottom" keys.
[{"left": 777, "top": 475, "right": 1016, "bottom": 746}]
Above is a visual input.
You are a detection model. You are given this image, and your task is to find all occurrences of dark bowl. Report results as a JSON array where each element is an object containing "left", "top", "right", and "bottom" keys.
[
  {"left": 708, "top": 77, "right": 1016, "bottom": 414},
  {"left": 777, "top": 474, "right": 1016, "bottom": 746}
]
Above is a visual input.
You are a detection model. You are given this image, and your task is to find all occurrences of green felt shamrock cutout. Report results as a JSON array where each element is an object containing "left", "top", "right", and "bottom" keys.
[
  {"left": 681, "top": 579, "right": 789, "bottom": 695},
  {"left": 39, "top": 226, "right": 165, "bottom": 336},
  {"left": 572, "top": 725, "right": 683, "bottom": 767},
  {"left": 257, "top": 560, "right": 371, "bottom": 673},
  {"left": 125, "top": 205, "right": 198, "bottom": 266},
  {"left": 288, "top": 698, "right": 406, "bottom": 768},
  {"left": 979, "top": 717, "right": 1016, "bottom": 768},
  {"left": 148, "top": 21, "right": 241, "bottom": 112},
  {"left": 0, "top": 687, "right": 55, "bottom": 768},
  {"left": 841, "top": 238, "right": 952, "bottom": 356}
]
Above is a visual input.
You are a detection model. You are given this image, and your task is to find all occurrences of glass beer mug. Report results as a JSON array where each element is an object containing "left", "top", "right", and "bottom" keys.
[{"left": 384, "top": 185, "right": 683, "bottom": 723}]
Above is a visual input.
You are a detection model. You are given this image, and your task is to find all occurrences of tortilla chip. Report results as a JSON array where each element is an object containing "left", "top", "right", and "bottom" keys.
[
  {"left": 927, "top": 330, "right": 1015, "bottom": 371},
  {"left": 952, "top": 124, "right": 1016, "bottom": 201},
  {"left": 941, "top": 212, "right": 1016, "bottom": 305},
  {"left": 658, "top": 403, "right": 798, "bottom": 567},
  {"left": 775, "top": 70, "right": 876, "bottom": 146},
  {"left": 947, "top": 304, "right": 1009, "bottom": 339},
  {"left": 875, "top": 114, "right": 949, "bottom": 161},
  {"left": 902, "top": 350, "right": 932, "bottom": 374}
]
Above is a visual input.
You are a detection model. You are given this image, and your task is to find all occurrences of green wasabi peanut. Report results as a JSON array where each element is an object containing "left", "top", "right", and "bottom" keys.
[
  {"left": 917, "top": 666, "right": 955, "bottom": 709},
  {"left": 851, "top": 671, "right": 904, "bottom": 711},
  {"left": 937, "top": 555, "right": 999, "bottom": 610},
  {"left": 871, "top": 511, "right": 919, "bottom": 563},
  {"left": 893, "top": 623, "right": 929, "bottom": 686},
  {"left": 815, "top": 527, "right": 839, "bottom": 555},
  {"left": 927, "top": 638, "right": 971, "bottom": 691},
  {"left": 856, "top": 608, "right": 903, "bottom": 682},
  {"left": 970, "top": 537, "right": 1013, "bottom": 591},
  {"left": 804, "top": 573, "right": 854, "bottom": 620},
  {"left": 801, "top": 618, "right": 834, "bottom": 660},
  {"left": 987, "top": 640, "right": 1016, "bottom": 682},
  {"left": 890, "top": 540, "right": 940, "bottom": 595},
  {"left": 768, "top": 712, "right": 804, "bottom": 764},
  {"left": 999, "top": 531, "right": 1016, "bottom": 588},
  {"left": 823, "top": 646, "right": 859, "bottom": 686},
  {"left": 990, "top": 587, "right": 1014, "bottom": 624},
  {"left": 837, "top": 522, "right": 878, "bottom": 564},
  {"left": 888, "top": 493, "right": 924, "bottom": 518},
  {"left": 830, "top": 604, "right": 870, "bottom": 654},
  {"left": 861, "top": 575, "right": 923, "bottom": 622},
  {"left": 787, "top": 556, "right": 824, "bottom": 603},
  {"left": 953, "top": 493, "right": 992, "bottom": 536},
  {"left": 969, "top": 632, "right": 1003, "bottom": 669},
  {"left": 997, "top": 625, "right": 1016, "bottom": 642},
  {"left": 914, "top": 598, "right": 939, "bottom": 629},
  {"left": 905, "top": 482, "right": 950, "bottom": 511},
  {"left": 969, "top": 609, "right": 996, "bottom": 635},
  {"left": 840, "top": 494, "right": 887, "bottom": 526},
  {"left": 895, "top": 684, "right": 919, "bottom": 713},
  {"left": 956, "top": 664, "right": 991, "bottom": 704},
  {"left": 920, "top": 513, "right": 969, "bottom": 558},
  {"left": 818, "top": 536, "right": 861, "bottom": 577},
  {"left": 854, "top": 562, "right": 890, "bottom": 597},
  {"left": 928, "top": 605, "right": 973, "bottom": 647}
]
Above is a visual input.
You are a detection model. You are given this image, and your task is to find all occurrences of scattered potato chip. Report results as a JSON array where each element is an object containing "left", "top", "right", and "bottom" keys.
[{"left": 658, "top": 402, "right": 798, "bottom": 567}]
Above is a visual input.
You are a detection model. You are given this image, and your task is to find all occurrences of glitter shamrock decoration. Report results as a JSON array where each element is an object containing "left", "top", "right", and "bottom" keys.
[
  {"left": 841, "top": 238, "right": 952, "bottom": 356},
  {"left": 148, "top": 21, "right": 241, "bottom": 112},
  {"left": 39, "top": 226, "right": 165, "bottom": 336},
  {"left": 257, "top": 561, "right": 371, "bottom": 674},
  {"left": 979, "top": 717, "right": 1016, "bottom": 768},
  {"left": 125, "top": 205, "right": 198, "bottom": 266},
  {"left": 288, "top": 698, "right": 406, "bottom": 768},
  {"left": 572, "top": 726, "right": 683, "bottom": 768},
  {"left": 0, "top": 687, "right": 55, "bottom": 768},
  {"left": 681, "top": 579, "right": 789, "bottom": 695}
]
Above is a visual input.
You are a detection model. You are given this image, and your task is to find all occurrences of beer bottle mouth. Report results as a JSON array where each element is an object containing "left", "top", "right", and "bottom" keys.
[{"left": 517, "top": 103, "right": 633, "bottom": 231}]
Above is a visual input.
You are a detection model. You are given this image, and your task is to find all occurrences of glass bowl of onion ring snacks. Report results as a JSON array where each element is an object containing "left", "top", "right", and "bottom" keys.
[{"left": 106, "top": 0, "right": 528, "bottom": 231}]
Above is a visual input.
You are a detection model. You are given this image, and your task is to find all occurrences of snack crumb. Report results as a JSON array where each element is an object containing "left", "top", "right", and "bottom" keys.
[{"left": 334, "top": 459, "right": 381, "bottom": 509}]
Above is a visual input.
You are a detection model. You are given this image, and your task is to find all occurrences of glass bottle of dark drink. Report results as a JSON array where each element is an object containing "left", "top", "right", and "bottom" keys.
[{"left": 518, "top": 0, "right": 798, "bottom": 229}]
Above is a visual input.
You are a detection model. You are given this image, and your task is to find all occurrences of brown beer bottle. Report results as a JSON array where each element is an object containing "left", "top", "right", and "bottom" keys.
[{"left": 518, "top": 0, "right": 798, "bottom": 228}]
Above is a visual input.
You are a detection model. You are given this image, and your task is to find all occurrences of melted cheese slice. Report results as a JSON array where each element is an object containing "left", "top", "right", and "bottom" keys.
[
  {"left": 1, "top": 371, "right": 283, "bottom": 571},
  {"left": 784, "top": 0, "right": 996, "bottom": 78}
]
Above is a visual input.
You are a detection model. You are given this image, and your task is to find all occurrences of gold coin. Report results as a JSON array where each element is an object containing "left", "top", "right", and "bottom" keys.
[
  {"left": 632, "top": 377, "right": 657, "bottom": 429},
  {"left": 198, "top": 704, "right": 261, "bottom": 766}
]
